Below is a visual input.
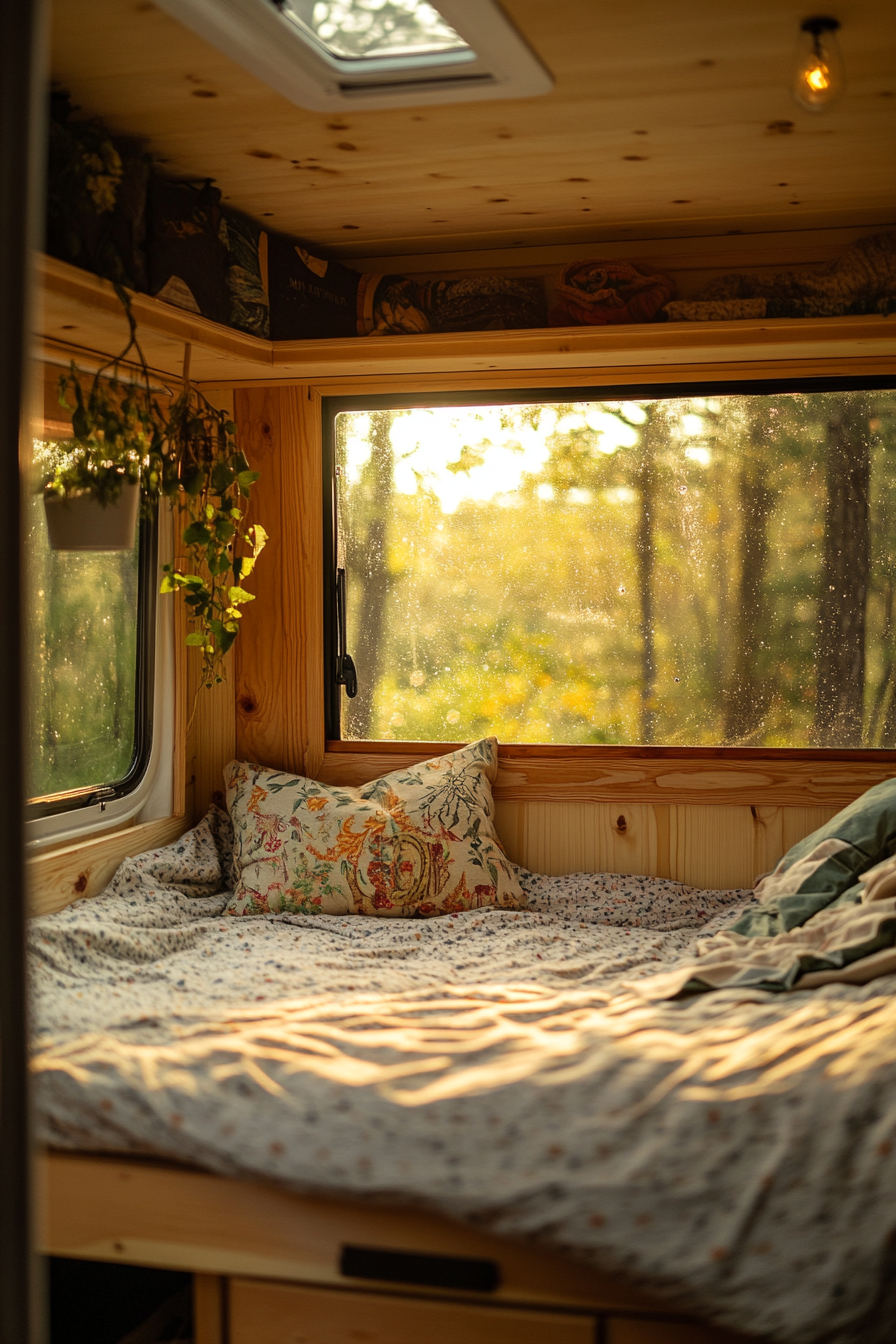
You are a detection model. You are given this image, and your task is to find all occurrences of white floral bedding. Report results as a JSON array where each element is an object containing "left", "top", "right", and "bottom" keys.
[{"left": 29, "top": 812, "right": 896, "bottom": 1343}]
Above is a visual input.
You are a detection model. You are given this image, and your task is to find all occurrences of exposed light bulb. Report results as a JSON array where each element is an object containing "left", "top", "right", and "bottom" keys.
[{"left": 793, "top": 16, "right": 844, "bottom": 111}]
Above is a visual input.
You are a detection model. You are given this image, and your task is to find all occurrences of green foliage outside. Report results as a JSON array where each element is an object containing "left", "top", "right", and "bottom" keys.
[
  {"left": 338, "top": 390, "right": 896, "bottom": 747},
  {"left": 285, "top": 0, "right": 467, "bottom": 59},
  {"left": 27, "top": 488, "right": 138, "bottom": 798}
]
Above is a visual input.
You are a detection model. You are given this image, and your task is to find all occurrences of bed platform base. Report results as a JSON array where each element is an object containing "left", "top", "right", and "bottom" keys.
[{"left": 41, "top": 1152, "right": 755, "bottom": 1343}]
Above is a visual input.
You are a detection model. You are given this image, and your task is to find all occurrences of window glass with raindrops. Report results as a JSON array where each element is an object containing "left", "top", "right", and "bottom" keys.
[{"left": 334, "top": 387, "right": 896, "bottom": 748}]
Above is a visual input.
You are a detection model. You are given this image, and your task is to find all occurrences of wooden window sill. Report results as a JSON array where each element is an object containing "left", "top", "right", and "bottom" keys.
[
  {"left": 28, "top": 814, "right": 186, "bottom": 918},
  {"left": 320, "top": 741, "right": 896, "bottom": 808}
]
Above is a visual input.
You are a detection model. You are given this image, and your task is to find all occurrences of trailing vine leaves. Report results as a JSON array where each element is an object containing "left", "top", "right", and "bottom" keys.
[{"left": 158, "top": 388, "right": 267, "bottom": 691}]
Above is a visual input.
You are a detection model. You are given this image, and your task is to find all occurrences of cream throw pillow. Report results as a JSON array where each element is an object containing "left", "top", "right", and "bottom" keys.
[{"left": 223, "top": 737, "right": 525, "bottom": 917}]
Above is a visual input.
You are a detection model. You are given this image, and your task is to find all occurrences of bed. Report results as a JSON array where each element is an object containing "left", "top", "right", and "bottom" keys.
[{"left": 30, "top": 803, "right": 896, "bottom": 1344}]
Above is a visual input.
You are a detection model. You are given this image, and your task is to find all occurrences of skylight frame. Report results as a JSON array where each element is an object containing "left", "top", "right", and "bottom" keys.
[{"left": 153, "top": 0, "right": 553, "bottom": 110}]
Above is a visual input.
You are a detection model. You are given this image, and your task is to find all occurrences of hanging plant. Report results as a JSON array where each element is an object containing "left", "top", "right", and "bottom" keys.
[
  {"left": 157, "top": 371, "right": 267, "bottom": 690},
  {"left": 40, "top": 288, "right": 267, "bottom": 691},
  {"left": 41, "top": 375, "right": 149, "bottom": 504},
  {"left": 38, "top": 293, "right": 161, "bottom": 508}
]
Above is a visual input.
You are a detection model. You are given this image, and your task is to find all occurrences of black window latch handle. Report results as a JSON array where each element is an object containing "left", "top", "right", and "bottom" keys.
[
  {"left": 337, "top": 652, "right": 358, "bottom": 698},
  {"left": 335, "top": 568, "right": 358, "bottom": 698}
]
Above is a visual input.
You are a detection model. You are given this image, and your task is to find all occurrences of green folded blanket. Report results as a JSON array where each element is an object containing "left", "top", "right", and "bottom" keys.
[
  {"left": 636, "top": 776, "right": 896, "bottom": 997},
  {"left": 732, "top": 775, "right": 896, "bottom": 938}
]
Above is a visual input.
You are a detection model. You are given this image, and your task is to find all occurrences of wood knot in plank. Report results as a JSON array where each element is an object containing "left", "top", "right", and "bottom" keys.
[
  {"left": 614, "top": 814, "right": 627, "bottom": 833},
  {"left": 74, "top": 872, "right": 88, "bottom": 894}
]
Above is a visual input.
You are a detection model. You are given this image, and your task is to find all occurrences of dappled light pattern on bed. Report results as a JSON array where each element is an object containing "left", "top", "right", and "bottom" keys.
[{"left": 29, "top": 814, "right": 896, "bottom": 1344}]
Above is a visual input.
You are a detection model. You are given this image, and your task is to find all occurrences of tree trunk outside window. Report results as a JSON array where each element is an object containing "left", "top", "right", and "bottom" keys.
[
  {"left": 724, "top": 418, "right": 774, "bottom": 744},
  {"left": 815, "top": 400, "right": 871, "bottom": 746},
  {"left": 633, "top": 417, "right": 657, "bottom": 744}
]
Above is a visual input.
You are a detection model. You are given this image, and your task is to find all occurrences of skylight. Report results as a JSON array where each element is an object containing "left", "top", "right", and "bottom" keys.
[
  {"left": 279, "top": 0, "right": 473, "bottom": 63},
  {"left": 155, "top": 0, "right": 552, "bottom": 109}
]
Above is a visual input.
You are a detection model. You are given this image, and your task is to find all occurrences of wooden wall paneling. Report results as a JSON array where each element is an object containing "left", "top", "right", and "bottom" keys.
[
  {"left": 193, "top": 1274, "right": 225, "bottom": 1344},
  {"left": 171, "top": 519, "right": 188, "bottom": 822},
  {"left": 748, "top": 805, "right": 787, "bottom": 882},
  {"left": 653, "top": 804, "right": 672, "bottom": 879},
  {"left": 229, "top": 1279, "right": 595, "bottom": 1344},
  {"left": 497, "top": 801, "right": 831, "bottom": 889},
  {"left": 185, "top": 650, "right": 236, "bottom": 822},
  {"left": 598, "top": 801, "right": 657, "bottom": 879},
  {"left": 235, "top": 384, "right": 325, "bottom": 776},
  {"left": 665, "top": 804, "right": 838, "bottom": 891},
  {"left": 493, "top": 799, "right": 524, "bottom": 867},
  {"left": 667, "top": 805, "right": 756, "bottom": 890},
  {"left": 778, "top": 805, "right": 841, "bottom": 854},
  {"left": 511, "top": 801, "right": 659, "bottom": 878},
  {"left": 749, "top": 805, "right": 838, "bottom": 883}
]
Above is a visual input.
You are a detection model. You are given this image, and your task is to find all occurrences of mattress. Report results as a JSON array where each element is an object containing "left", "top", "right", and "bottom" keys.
[{"left": 29, "top": 811, "right": 896, "bottom": 1343}]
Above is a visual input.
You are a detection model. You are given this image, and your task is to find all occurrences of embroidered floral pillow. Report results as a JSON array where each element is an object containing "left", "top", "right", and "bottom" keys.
[{"left": 222, "top": 738, "right": 525, "bottom": 918}]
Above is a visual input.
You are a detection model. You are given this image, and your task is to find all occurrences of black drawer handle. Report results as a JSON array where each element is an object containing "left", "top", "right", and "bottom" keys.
[{"left": 340, "top": 1245, "right": 500, "bottom": 1293}]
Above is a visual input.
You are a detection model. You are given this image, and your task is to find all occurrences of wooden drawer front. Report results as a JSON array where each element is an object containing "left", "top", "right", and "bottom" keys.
[
  {"left": 229, "top": 1277, "right": 595, "bottom": 1344},
  {"left": 607, "top": 1317, "right": 751, "bottom": 1343}
]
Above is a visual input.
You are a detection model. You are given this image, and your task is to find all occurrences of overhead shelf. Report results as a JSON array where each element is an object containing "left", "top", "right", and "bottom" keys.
[{"left": 37, "top": 254, "right": 896, "bottom": 388}]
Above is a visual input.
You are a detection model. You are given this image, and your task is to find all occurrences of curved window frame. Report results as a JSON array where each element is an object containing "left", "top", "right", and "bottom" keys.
[{"left": 25, "top": 504, "right": 174, "bottom": 850}]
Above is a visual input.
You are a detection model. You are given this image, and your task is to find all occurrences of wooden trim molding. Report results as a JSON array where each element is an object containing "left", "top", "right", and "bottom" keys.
[
  {"left": 38, "top": 255, "right": 896, "bottom": 387},
  {"left": 319, "top": 743, "right": 896, "bottom": 808}
]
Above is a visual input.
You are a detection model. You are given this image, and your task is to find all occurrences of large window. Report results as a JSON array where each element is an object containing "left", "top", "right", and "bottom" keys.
[
  {"left": 27, "top": 440, "right": 155, "bottom": 815},
  {"left": 329, "top": 381, "right": 896, "bottom": 749}
]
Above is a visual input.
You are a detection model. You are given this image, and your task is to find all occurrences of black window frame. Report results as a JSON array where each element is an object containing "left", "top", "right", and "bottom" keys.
[
  {"left": 323, "top": 373, "right": 896, "bottom": 745},
  {"left": 26, "top": 505, "right": 158, "bottom": 821}
]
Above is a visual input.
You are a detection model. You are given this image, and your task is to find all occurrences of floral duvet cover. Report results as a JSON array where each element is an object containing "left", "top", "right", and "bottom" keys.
[{"left": 29, "top": 812, "right": 896, "bottom": 1343}]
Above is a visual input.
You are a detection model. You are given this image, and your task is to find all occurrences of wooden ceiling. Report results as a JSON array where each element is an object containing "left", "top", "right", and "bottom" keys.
[{"left": 51, "top": 0, "right": 896, "bottom": 260}]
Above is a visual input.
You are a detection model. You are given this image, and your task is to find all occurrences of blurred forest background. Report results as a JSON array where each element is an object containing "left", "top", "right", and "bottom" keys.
[
  {"left": 338, "top": 389, "right": 896, "bottom": 748},
  {"left": 27, "top": 482, "right": 138, "bottom": 799}
]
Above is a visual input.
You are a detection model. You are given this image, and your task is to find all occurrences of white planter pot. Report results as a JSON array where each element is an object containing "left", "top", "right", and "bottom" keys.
[{"left": 43, "top": 480, "right": 140, "bottom": 552}]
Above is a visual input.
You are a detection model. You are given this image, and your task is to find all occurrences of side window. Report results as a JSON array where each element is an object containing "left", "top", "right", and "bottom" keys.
[
  {"left": 329, "top": 382, "right": 896, "bottom": 749},
  {"left": 27, "top": 425, "right": 156, "bottom": 818}
]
